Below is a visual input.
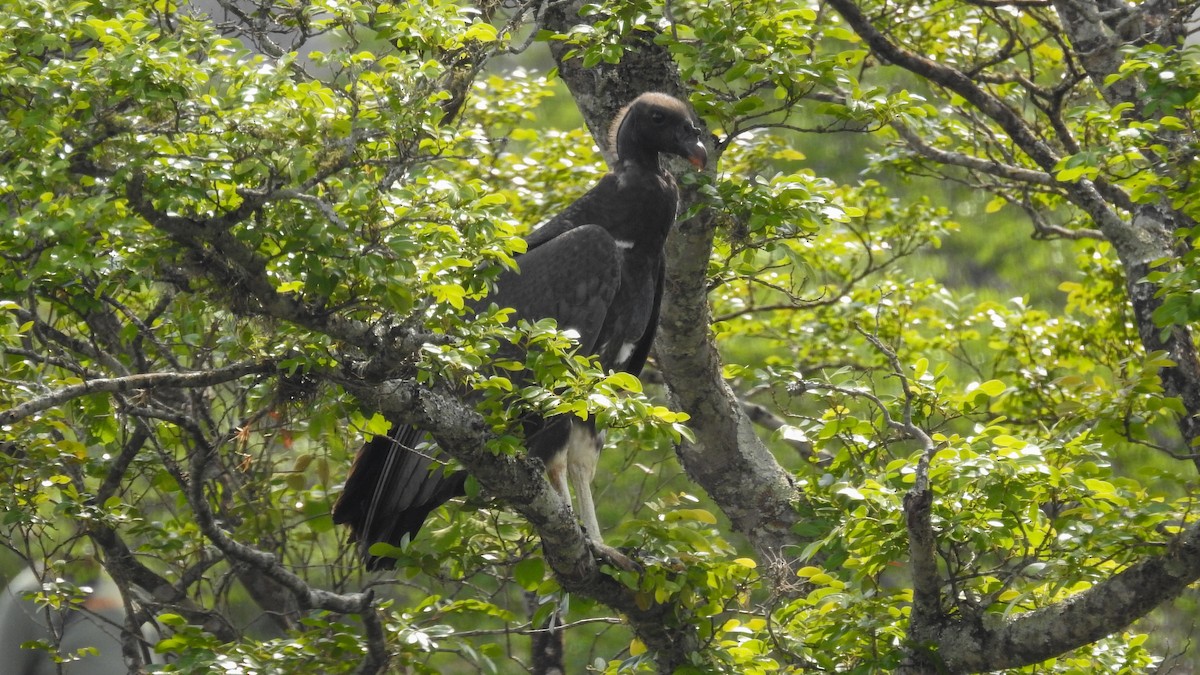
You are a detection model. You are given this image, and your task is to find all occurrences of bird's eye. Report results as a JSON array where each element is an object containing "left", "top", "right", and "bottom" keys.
[{"left": 650, "top": 111, "right": 666, "bottom": 124}]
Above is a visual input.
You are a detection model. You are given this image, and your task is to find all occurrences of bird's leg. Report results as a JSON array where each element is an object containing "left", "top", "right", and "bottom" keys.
[
  {"left": 545, "top": 451, "right": 572, "bottom": 515},
  {"left": 566, "top": 427, "right": 602, "bottom": 541},
  {"left": 565, "top": 425, "right": 639, "bottom": 572}
]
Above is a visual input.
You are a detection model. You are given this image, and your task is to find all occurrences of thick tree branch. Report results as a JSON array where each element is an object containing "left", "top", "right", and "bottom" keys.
[
  {"left": 929, "top": 520, "right": 1200, "bottom": 673},
  {"left": 344, "top": 377, "right": 698, "bottom": 667},
  {"left": 125, "top": 173, "right": 381, "bottom": 350},
  {"left": 827, "top": 0, "right": 1063, "bottom": 170},
  {"left": 1045, "top": 3, "right": 1200, "bottom": 456},
  {"left": 83, "top": 422, "right": 238, "bottom": 638},
  {"left": 1050, "top": 0, "right": 1143, "bottom": 107},
  {"left": 659, "top": 210, "right": 808, "bottom": 569},
  {"left": 1122, "top": 209, "right": 1200, "bottom": 461},
  {"left": 801, "top": 369, "right": 1200, "bottom": 672}
]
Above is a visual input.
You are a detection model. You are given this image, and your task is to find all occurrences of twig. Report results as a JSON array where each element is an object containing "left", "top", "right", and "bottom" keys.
[
  {"left": 181, "top": 421, "right": 389, "bottom": 671},
  {"left": 806, "top": 325, "right": 943, "bottom": 635}
]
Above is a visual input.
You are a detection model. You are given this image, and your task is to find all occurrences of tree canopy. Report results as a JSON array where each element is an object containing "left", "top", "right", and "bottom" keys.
[{"left": 2, "top": 0, "right": 1200, "bottom": 673}]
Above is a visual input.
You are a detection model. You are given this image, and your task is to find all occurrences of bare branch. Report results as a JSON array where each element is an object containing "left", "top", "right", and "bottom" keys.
[
  {"left": 0, "top": 360, "right": 275, "bottom": 426},
  {"left": 1018, "top": 197, "right": 1104, "bottom": 240},
  {"left": 179, "top": 419, "right": 388, "bottom": 671},
  {"left": 853, "top": 327, "right": 942, "bottom": 638},
  {"left": 891, "top": 120, "right": 1056, "bottom": 186}
]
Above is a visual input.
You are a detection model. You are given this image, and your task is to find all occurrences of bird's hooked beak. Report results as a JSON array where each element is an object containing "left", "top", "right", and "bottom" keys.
[
  {"left": 684, "top": 138, "right": 708, "bottom": 170},
  {"left": 672, "top": 119, "right": 708, "bottom": 170}
]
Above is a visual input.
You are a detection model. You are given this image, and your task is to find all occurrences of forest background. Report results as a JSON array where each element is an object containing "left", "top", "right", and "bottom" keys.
[{"left": 2, "top": 0, "right": 1200, "bottom": 673}]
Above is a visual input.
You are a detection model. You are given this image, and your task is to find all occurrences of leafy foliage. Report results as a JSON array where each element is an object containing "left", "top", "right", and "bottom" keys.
[{"left": 2, "top": 0, "right": 1199, "bottom": 673}]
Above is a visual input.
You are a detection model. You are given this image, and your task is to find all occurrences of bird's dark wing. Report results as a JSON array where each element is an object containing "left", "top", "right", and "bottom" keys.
[
  {"left": 489, "top": 224, "right": 621, "bottom": 353},
  {"left": 333, "top": 224, "right": 623, "bottom": 569},
  {"left": 620, "top": 255, "right": 666, "bottom": 377},
  {"left": 521, "top": 175, "right": 621, "bottom": 253}
]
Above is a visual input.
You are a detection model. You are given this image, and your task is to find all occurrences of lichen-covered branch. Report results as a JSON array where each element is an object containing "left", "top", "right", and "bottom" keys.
[
  {"left": 343, "top": 377, "right": 701, "bottom": 670},
  {"left": 927, "top": 520, "right": 1200, "bottom": 672}
]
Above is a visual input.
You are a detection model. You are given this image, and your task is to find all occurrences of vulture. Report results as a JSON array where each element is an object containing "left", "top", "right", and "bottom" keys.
[{"left": 333, "top": 92, "right": 708, "bottom": 570}]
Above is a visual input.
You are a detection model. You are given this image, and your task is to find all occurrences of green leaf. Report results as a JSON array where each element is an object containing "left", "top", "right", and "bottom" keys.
[
  {"left": 513, "top": 557, "right": 545, "bottom": 590},
  {"left": 604, "top": 371, "right": 643, "bottom": 393},
  {"left": 912, "top": 357, "right": 928, "bottom": 381},
  {"left": 974, "top": 380, "right": 1007, "bottom": 397},
  {"left": 666, "top": 508, "right": 718, "bottom": 524},
  {"left": 364, "top": 413, "right": 392, "bottom": 438},
  {"left": 463, "top": 22, "right": 499, "bottom": 43}
]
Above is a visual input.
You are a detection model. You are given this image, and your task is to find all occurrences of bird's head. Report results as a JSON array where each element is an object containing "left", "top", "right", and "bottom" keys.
[{"left": 611, "top": 92, "right": 708, "bottom": 171}]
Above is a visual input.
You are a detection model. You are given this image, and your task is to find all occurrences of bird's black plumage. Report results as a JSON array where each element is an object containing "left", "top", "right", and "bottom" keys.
[{"left": 333, "top": 93, "right": 707, "bottom": 570}]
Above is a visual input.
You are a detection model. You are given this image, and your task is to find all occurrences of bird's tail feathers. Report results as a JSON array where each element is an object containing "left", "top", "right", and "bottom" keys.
[{"left": 333, "top": 423, "right": 467, "bottom": 570}]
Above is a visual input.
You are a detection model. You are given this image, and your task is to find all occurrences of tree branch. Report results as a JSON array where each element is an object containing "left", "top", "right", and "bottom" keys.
[
  {"left": 87, "top": 518, "right": 239, "bottom": 642},
  {"left": 827, "top": 2, "right": 1200, "bottom": 668},
  {"left": 1050, "top": 0, "right": 1143, "bottom": 108},
  {"left": 177, "top": 418, "right": 388, "bottom": 671},
  {"left": 853, "top": 328, "right": 944, "bottom": 668},
  {"left": 891, "top": 120, "right": 1056, "bottom": 187},
  {"left": 0, "top": 360, "right": 275, "bottom": 426},
  {"left": 343, "top": 375, "right": 699, "bottom": 668},
  {"left": 825, "top": 0, "right": 1142, "bottom": 225},
  {"left": 828, "top": 0, "right": 1200, "bottom": 455},
  {"left": 13, "top": 306, "right": 130, "bottom": 376},
  {"left": 931, "top": 520, "right": 1200, "bottom": 672},
  {"left": 125, "top": 172, "right": 380, "bottom": 350}
]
